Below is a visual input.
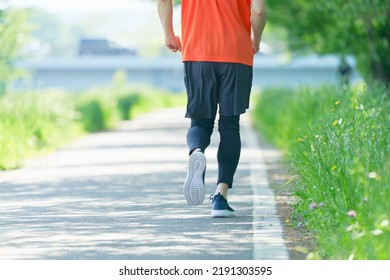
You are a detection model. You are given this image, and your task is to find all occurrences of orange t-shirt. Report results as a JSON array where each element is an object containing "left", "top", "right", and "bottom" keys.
[{"left": 181, "top": 0, "right": 253, "bottom": 66}]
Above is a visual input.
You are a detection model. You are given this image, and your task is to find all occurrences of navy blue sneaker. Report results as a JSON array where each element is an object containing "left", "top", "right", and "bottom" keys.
[
  {"left": 210, "top": 193, "right": 235, "bottom": 218},
  {"left": 183, "top": 151, "right": 206, "bottom": 205}
]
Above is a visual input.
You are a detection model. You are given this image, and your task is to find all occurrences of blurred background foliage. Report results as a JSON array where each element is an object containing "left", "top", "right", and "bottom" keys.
[
  {"left": 0, "top": 8, "right": 30, "bottom": 95},
  {"left": 266, "top": 0, "right": 390, "bottom": 85}
]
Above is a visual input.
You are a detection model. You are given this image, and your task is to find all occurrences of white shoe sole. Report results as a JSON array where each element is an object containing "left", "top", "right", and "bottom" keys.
[
  {"left": 211, "top": 209, "right": 236, "bottom": 218},
  {"left": 184, "top": 152, "right": 206, "bottom": 205}
]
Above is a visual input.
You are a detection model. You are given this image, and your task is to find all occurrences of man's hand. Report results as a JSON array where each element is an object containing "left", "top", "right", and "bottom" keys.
[
  {"left": 165, "top": 34, "right": 182, "bottom": 53},
  {"left": 251, "top": 0, "right": 267, "bottom": 55},
  {"left": 251, "top": 36, "right": 260, "bottom": 54},
  {"left": 158, "top": 0, "right": 181, "bottom": 53}
]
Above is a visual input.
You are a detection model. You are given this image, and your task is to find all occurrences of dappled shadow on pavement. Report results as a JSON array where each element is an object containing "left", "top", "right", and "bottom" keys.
[{"left": 0, "top": 171, "right": 256, "bottom": 260}]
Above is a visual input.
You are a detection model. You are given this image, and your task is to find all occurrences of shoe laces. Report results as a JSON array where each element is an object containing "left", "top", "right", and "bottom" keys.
[{"left": 209, "top": 192, "right": 222, "bottom": 201}]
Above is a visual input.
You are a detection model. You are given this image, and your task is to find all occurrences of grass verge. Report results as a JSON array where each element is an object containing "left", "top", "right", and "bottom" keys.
[
  {"left": 0, "top": 90, "right": 80, "bottom": 169},
  {"left": 0, "top": 85, "right": 185, "bottom": 170},
  {"left": 251, "top": 84, "right": 390, "bottom": 259}
]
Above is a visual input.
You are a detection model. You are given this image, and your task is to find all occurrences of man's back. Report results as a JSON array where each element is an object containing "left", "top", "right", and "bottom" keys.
[{"left": 181, "top": 0, "right": 253, "bottom": 66}]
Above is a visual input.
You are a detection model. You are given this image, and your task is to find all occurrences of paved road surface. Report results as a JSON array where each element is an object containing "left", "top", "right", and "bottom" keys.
[{"left": 0, "top": 108, "right": 289, "bottom": 260}]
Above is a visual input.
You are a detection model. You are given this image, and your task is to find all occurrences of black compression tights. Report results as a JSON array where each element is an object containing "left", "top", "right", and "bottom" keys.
[{"left": 186, "top": 115, "right": 241, "bottom": 188}]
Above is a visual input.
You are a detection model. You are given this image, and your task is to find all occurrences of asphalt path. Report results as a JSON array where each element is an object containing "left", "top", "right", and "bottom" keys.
[{"left": 0, "top": 108, "right": 289, "bottom": 260}]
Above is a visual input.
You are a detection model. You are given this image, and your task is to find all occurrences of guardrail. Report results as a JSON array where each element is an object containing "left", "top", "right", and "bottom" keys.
[{"left": 13, "top": 55, "right": 361, "bottom": 92}]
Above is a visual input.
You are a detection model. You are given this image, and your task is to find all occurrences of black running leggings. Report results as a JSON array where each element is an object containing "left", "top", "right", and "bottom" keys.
[{"left": 186, "top": 115, "right": 241, "bottom": 188}]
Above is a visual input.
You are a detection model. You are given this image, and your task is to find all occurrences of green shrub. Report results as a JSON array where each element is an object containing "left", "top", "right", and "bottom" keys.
[
  {"left": 75, "top": 90, "right": 120, "bottom": 132},
  {"left": 124, "top": 88, "right": 186, "bottom": 119},
  {"left": 76, "top": 98, "right": 105, "bottom": 132},
  {"left": 117, "top": 93, "right": 141, "bottom": 120}
]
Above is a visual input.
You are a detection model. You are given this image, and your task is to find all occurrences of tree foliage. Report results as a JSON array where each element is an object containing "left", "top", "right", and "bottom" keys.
[
  {"left": 266, "top": 0, "right": 390, "bottom": 84},
  {"left": 0, "top": 8, "right": 30, "bottom": 95}
]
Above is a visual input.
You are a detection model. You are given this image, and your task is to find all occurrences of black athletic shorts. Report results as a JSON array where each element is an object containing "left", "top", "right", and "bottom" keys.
[{"left": 183, "top": 61, "right": 253, "bottom": 119}]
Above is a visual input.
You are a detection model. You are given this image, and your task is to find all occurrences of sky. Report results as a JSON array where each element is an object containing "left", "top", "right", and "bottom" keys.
[
  {"left": 9, "top": 0, "right": 181, "bottom": 33},
  {"left": 10, "top": 0, "right": 155, "bottom": 12},
  {"left": 8, "top": 0, "right": 182, "bottom": 55}
]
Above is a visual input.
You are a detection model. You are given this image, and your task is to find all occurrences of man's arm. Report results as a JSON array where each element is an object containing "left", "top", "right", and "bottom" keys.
[
  {"left": 157, "top": 0, "right": 182, "bottom": 52},
  {"left": 251, "top": 0, "right": 267, "bottom": 54}
]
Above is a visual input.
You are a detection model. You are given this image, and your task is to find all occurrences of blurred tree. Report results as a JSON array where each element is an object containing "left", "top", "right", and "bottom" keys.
[
  {"left": 266, "top": 0, "right": 390, "bottom": 84},
  {"left": 0, "top": 7, "right": 30, "bottom": 95},
  {"left": 28, "top": 9, "right": 81, "bottom": 57}
]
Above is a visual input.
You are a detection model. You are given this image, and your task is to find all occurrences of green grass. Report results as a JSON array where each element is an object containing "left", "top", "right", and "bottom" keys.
[
  {"left": 252, "top": 84, "right": 390, "bottom": 259},
  {"left": 0, "top": 85, "right": 186, "bottom": 170},
  {"left": 0, "top": 90, "right": 81, "bottom": 169}
]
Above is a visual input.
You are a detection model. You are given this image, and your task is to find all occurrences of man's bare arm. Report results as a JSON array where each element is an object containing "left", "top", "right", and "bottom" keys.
[
  {"left": 157, "top": 0, "right": 182, "bottom": 52},
  {"left": 251, "top": 0, "right": 267, "bottom": 54}
]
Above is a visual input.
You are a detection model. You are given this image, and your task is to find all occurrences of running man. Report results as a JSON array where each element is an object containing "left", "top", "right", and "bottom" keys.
[{"left": 157, "top": 0, "right": 267, "bottom": 217}]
